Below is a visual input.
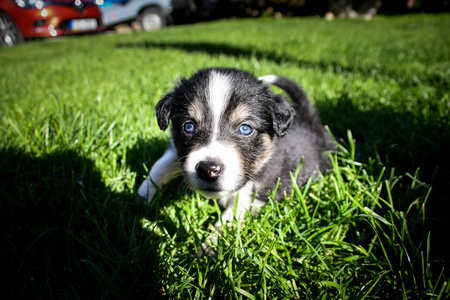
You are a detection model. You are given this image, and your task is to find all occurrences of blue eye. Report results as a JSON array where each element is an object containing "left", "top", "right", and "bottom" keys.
[
  {"left": 238, "top": 124, "right": 253, "bottom": 136},
  {"left": 184, "top": 122, "right": 195, "bottom": 134}
]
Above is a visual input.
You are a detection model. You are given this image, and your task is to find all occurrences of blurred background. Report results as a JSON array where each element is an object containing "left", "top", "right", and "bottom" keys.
[{"left": 1, "top": 0, "right": 449, "bottom": 46}]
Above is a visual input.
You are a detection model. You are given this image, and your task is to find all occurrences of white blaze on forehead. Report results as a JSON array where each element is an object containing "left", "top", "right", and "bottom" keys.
[{"left": 208, "top": 71, "right": 232, "bottom": 135}]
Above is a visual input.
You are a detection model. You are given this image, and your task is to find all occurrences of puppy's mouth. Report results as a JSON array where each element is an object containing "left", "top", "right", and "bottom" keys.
[
  {"left": 201, "top": 186, "right": 222, "bottom": 193},
  {"left": 190, "top": 175, "right": 249, "bottom": 199},
  {"left": 191, "top": 182, "right": 229, "bottom": 199},
  {"left": 183, "top": 160, "right": 233, "bottom": 198},
  {"left": 187, "top": 176, "right": 235, "bottom": 199}
]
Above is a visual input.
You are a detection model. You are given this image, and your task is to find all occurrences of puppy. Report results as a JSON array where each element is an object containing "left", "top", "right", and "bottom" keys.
[{"left": 139, "top": 68, "right": 332, "bottom": 253}]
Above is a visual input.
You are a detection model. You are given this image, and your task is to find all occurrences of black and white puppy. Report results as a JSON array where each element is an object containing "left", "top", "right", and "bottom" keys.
[{"left": 138, "top": 68, "right": 332, "bottom": 239}]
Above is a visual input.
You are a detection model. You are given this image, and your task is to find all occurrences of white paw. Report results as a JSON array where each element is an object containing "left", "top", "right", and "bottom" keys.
[
  {"left": 138, "top": 178, "right": 157, "bottom": 205},
  {"left": 197, "top": 242, "right": 216, "bottom": 258},
  {"left": 220, "top": 208, "right": 235, "bottom": 224},
  {"left": 197, "top": 234, "right": 218, "bottom": 258}
]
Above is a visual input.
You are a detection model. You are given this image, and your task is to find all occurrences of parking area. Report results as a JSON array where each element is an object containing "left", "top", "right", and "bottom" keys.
[{"left": 0, "top": 0, "right": 213, "bottom": 46}]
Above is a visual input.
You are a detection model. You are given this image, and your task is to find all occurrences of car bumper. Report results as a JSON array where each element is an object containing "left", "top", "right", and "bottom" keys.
[{"left": 16, "top": 5, "right": 104, "bottom": 38}]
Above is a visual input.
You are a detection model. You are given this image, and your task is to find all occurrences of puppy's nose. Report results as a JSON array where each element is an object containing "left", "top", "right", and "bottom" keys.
[{"left": 196, "top": 161, "right": 222, "bottom": 182}]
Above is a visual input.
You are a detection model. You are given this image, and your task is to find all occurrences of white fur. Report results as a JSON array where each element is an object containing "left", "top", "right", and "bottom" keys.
[
  {"left": 208, "top": 72, "right": 232, "bottom": 137},
  {"left": 258, "top": 75, "right": 278, "bottom": 84},
  {"left": 217, "top": 181, "right": 265, "bottom": 225},
  {"left": 138, "top": 145, "right": 181, "bottom": 204}
]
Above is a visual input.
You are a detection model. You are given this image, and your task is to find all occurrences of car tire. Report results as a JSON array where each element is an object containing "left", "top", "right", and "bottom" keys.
[
  {"left": 0, "top": 11, "right": 24, "bottom": 46},
  {"left": 137, "top": 7, "right": 166, "bottom": 31}
]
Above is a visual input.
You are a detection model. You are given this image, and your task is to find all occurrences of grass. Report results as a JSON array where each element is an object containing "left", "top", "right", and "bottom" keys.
[{"left": 1, "top": 13, "right": 449, "bottom": 298}]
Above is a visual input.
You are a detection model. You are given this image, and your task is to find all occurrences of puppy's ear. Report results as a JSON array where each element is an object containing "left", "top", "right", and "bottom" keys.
[
  {"left": 155, "top": 93, "right": 173, "bottom": 131},
  {"left": 271, "top": 96, "right": 295, "bottom": 138}
]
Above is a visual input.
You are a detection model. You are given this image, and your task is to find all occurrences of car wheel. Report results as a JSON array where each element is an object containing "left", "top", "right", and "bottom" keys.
[
  {"left": 0, "top": 11, "right": 24, "bottom": 46},
  {"left": 137, "top": 7, "right": 166, "bottom": 31}
]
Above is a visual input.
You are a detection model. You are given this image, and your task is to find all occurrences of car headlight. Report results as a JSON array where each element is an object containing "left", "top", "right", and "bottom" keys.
[{"left": 13, "top": 0, "right": 47, "bottom": 9}]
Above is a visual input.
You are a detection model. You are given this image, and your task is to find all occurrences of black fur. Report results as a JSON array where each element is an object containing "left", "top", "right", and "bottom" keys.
[{"left": 254, "top": 75, "right": 333, "bottom": 200}]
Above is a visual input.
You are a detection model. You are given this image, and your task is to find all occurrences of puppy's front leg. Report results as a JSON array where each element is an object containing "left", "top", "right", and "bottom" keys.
[
  {"left": 216, "top": 183, "right": 268, "bottom": 227},
  {"left": 138, "top": 145, "right": 181, "bottom": 205},
  {"left": 198, "top": 190, "right": 265, "bottom": 257}
]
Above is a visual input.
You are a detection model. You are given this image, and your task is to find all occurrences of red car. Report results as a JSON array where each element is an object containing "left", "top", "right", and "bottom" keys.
[{"left": 0, "top": 0, "right": 104, "bottom": 46}]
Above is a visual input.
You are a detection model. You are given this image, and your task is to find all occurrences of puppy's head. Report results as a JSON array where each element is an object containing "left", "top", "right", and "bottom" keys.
[{"left": 155, "top": 68, "right": 294, "bottom": 198}]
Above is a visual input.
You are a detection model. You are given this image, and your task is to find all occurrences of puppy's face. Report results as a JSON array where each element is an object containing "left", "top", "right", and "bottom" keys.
[{"left": 156, "top": 69, "right": 294, "bottom": 198}]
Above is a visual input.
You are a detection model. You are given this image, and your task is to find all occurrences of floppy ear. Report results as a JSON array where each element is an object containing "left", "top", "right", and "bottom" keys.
[
  {"left": 155, "top": 93, "right": 173, "bottom": 131},
  {"left": 271, "top": 95, "right": 295, "bottom": 138}
]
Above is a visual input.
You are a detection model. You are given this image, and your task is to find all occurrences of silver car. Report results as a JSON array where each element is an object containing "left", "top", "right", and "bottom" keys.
[{"left": 97, "top": 0, "right": 172, "bottom": 31}]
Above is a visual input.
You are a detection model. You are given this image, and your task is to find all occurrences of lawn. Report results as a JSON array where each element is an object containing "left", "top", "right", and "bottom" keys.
[{"left": 1, "top": 13, "right": 449, "bottom": 299}]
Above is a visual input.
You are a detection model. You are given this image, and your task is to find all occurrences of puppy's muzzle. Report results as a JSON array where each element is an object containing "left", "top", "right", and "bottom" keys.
[{"left": 196, "top": 161, "right": 223, "bottom": 182}]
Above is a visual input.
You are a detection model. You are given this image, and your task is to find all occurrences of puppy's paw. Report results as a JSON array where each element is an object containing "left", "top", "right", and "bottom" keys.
[
  {"left": 196, "top": 233, "right": 219, "bottom": 258},
  {"left": 197, "top": 242, "right": 216, "bottom": 258},
  {"left": 138, "top": 178, "right": 157, "bottom": 205}
]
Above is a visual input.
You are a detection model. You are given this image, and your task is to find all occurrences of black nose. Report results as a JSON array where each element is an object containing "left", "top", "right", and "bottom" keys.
[{"left": 196, "top": 161, "right": 222, "bottom": 182}]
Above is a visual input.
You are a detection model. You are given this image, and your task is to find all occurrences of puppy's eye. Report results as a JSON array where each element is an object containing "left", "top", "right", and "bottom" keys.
[
  {"left": 238, "top": 124, "right": 253, "bottom": 136},
  {"left": 183, "top": 122, "right": 195, "bottom": 134}
]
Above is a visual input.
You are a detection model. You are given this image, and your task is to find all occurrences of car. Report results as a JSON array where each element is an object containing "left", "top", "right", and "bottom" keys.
[
  {"left": 97, "top": 0, "right": 215, "bottom": 31},
  {"left": 0, "top": 0, "right": 104, "bottom": 46},
  {"left": 97, "top": 0, "right": 172, "bottom": 31}
]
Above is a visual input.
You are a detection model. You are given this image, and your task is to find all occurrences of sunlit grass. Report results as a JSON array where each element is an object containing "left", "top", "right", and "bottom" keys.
[{"left": 0, "top": 13, "right": 449, "bottom": 298}]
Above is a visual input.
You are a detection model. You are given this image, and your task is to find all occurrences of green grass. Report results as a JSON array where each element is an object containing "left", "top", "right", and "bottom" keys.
[{"left": 1, "top": 14, "right": 449, "bottom": 298}]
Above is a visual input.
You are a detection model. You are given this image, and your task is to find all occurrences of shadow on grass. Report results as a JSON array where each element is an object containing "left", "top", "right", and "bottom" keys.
[
  {"left": 126, "top": 136, "right": 167, "bottom": 183},
  {"left": 0, "top": 146, "right": 184, "bottom": 298},
  {"left": 2, "top": 102, "right": 449, "bottom": 297},
  {"left": 116, "top": 40, "right": 449, "bottom": 88},
  {"left": 317, "top": 97, "right": 450, "bottom": 271}
]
